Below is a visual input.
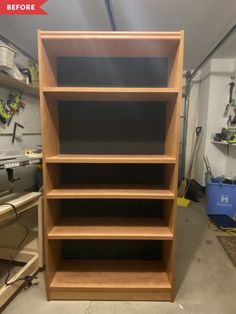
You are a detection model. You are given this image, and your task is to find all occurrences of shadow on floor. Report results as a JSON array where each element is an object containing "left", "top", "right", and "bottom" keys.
[{"left": 174, "top": 200, "right": 208, "bottom": 295}]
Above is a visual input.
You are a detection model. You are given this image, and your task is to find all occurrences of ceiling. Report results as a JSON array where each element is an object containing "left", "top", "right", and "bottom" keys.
[
  {"left": 0, "top": 0, "right": 236, "bottom": 69},
  {"left": 212, "top": 31, "right": 236, "bottom": 60}
]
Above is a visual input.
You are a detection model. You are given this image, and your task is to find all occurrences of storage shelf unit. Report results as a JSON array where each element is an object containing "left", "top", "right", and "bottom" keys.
[{"left": 38, "top": 31, "right": 183, "bottom": 301}]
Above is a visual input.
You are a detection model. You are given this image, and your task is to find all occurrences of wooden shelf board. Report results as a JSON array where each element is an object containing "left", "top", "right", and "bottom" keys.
[
  {"left": 43, "top": 42, "right": 179, "bottom": 58},
  {"left": 45, "top": 154, "right": 176, "bottom": 164},
  {"left": 46, "top": 186, "right": 175, "bottom": 200},
  {"left": 48, "top": 217, "right": 173, "bottom": 240},
  {"left": 43, "top": 87, "right": 178, "bottom": 101},
  {"left": 49, "top": 260, "right": 171, "bottom": 291},
  {"left": 0, "top": 71, "right": 38, "bottom": 97},
  {"left": 40, "top": 31, "right": 181, "bottom": 58}
]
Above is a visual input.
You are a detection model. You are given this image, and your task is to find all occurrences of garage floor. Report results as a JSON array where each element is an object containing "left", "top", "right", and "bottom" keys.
[{"left": 2, "top": 201, "right": 236, "bottom": 314}]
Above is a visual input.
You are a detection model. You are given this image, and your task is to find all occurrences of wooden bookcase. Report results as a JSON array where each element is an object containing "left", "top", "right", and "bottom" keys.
[{"left": 38, "top": 31, "right": 184, "bottom": 301}]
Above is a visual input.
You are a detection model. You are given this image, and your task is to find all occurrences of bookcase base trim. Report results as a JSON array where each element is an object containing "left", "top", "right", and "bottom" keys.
[{"left": 48, "top": 289, "right": 172, "bottom": 301}]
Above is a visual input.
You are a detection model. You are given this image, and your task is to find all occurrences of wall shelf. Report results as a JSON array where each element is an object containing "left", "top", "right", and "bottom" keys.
[
  {"left": 0, "top": 71, "right": 38, "bottom": 97},
  {"left": 211, "top": 140, "right": 236, "bottom": 146}
]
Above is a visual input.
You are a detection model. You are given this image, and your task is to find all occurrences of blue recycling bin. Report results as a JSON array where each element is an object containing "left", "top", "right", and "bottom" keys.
[{"left": 206, "top": 179, "right": 236, "bottom": 220}]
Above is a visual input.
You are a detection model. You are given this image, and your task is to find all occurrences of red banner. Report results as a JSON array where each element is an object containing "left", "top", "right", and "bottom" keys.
[{"left": 0, "top": 0, "right": 47, "bottom": 15}]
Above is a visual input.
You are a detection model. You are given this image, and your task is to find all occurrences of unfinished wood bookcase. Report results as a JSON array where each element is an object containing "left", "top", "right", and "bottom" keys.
[{"left": 38, "top": 31, "right": 184, "bottom": 301}]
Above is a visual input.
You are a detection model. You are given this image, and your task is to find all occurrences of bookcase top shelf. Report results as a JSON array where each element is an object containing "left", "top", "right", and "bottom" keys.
[
  {"left": 39, "top": 31, "right": 183, "bottom": 58},
  {"left": 39, "top": 30, "right": 183, "bottom": 39}
]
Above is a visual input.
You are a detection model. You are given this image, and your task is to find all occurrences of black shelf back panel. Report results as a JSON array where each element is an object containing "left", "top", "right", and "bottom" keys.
[
  {"left": 57, "top": 57, "right": 168, "bottom": 87},
  {"left": 62, "top": 240, "right": 163, "bottom": 260},
  {"left": 58, "top": 101, "right": 166, "bottom": 155},
  {"left": 61, "top": 199, "right": 164, "bottom": 217},
  {"left": 60, "top": 163, "right": 165, "bottom": 186}
]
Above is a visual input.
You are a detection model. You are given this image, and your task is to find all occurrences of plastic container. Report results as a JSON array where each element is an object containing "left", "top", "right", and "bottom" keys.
[
  {"left": 206, "top": 179, "right": 236, "bottom": 220},
  {"left": 0, "top": 43, "right": 16, "bottom": 70}
]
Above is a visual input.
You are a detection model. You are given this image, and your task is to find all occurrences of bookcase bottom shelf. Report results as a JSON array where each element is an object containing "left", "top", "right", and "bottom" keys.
[{"left": 49, "top": 260, "right": 172, "bottom": 301}]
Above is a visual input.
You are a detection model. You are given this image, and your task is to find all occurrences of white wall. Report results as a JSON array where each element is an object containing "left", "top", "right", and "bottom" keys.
[
  {"left": 184, "top": 71, "right": 201, "bottom": 177},
  {"left": 194, "top": 62, "right": 210, "bottom": 184},
  {"left": 0, "top": 85, "right": 41, "bottom": 192}
]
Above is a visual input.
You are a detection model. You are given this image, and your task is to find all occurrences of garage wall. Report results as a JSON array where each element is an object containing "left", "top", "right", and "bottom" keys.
[
  {"left": 192, "top": 58, "right": 236, "bottom": 185},
  {"left": 225, "top": 57, "right": 236, "bottom": 177},
  {"left": 193, "top": 62, "right": 211, "bottom": 184}
]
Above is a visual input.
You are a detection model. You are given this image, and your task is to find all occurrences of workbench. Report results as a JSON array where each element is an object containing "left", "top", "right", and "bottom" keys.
[
  {"left": 0, "top": 191, "right": 43, "bottom": 308},
  {"left": 0, "top": 155, "right": 41, "bottom": 170}
]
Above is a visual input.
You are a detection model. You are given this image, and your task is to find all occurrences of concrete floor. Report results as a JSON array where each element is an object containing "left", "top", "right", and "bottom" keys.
[{"left": 2, "top": 201, "right": 236, "bottom": 314}]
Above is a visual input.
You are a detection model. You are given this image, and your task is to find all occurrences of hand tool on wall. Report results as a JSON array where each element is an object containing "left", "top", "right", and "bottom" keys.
[
  {"left": 0, "top": 99, "right": 11, "bottom": 124},
  {"left": 178, "top": 126, "right": 203, "bottom": 207},
  {"left": 7, "top": 92, "right": 25, "bottom": 126},
  {"left": 223, "top": 81, "right": 235, "bottom": 117},
  {"left": 12, "top": 122, "right": 24, "bottom": 144},
  {"left": 231, "top": 108, "right": 236, "bottom": 126},
  {"left": 227, "top": 115, "right": 232, "bottom": 127}
]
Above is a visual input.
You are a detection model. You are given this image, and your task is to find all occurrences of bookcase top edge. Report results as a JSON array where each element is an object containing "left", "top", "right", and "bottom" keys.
[{"left": 38, "top": 30, "right": 183, "bottom": 40}]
